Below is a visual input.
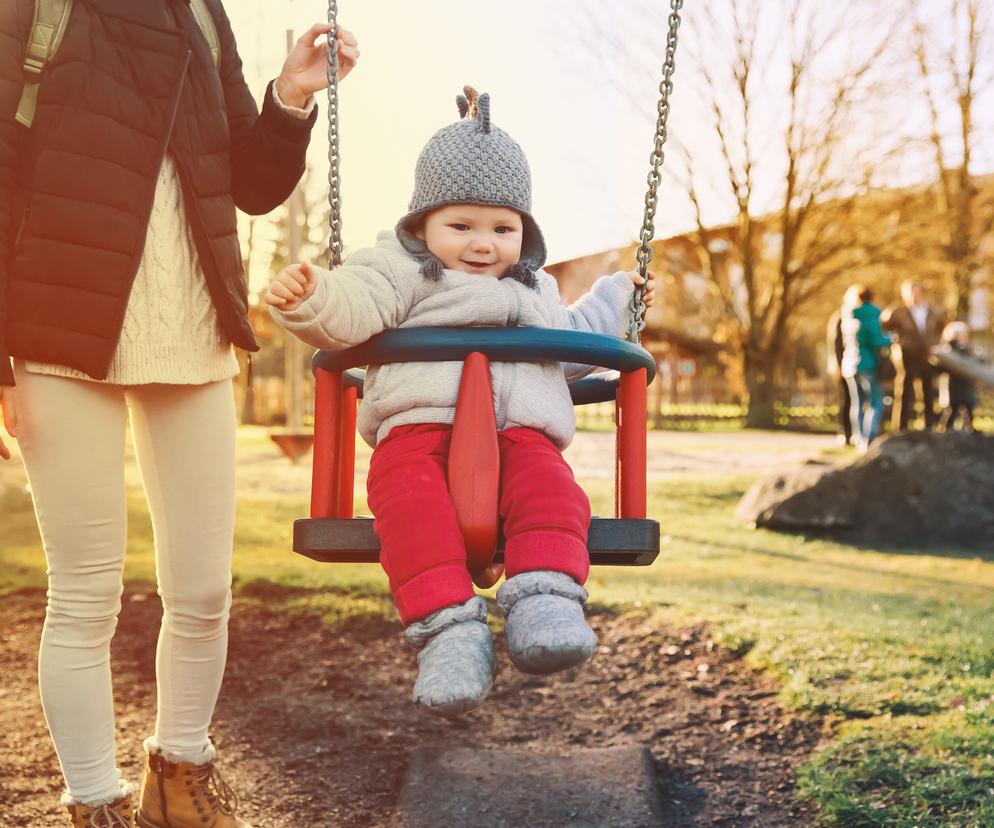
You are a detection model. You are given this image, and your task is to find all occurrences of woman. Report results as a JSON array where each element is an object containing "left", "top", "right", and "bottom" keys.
[
  {"left": 840, "top": 285, "right": 892, "bottom": 452},
  {"left": 0, "top": 1, "right": 358, "bottom": 825}
]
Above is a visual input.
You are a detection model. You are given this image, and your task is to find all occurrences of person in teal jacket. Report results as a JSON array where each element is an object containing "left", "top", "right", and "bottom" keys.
[{"left": 840, "top": 285, "right": 892, "bottom": 450}]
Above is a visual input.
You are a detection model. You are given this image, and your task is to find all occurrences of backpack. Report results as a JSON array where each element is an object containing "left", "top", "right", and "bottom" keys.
[{"left": 15, "top": 0, "right": 220, "bottom": 129}]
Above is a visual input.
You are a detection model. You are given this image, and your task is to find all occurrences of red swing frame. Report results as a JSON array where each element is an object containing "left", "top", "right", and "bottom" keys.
[{"left": 307, "top": 349, "right": 648, "bottom": 587}]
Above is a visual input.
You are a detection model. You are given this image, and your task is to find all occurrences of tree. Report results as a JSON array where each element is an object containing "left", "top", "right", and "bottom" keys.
[
  {"left": 913, "top": 0, "right": 994, "bottom": 319},
  {"left": 675, "top": 0, "right": 896, "bottom": 427}
]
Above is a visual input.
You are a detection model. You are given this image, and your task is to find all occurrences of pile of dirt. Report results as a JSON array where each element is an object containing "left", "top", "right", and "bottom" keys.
[
  {"left": 737, "top": 431, "right": 994, "bottom": 549},
  {"left": 0, "top": 587, "right": 824, "bottom": 827}
]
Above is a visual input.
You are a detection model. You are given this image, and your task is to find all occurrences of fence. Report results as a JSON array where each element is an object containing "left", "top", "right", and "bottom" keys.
[{"left": 236, "top": 372, "right": 993, "bottom": 434}]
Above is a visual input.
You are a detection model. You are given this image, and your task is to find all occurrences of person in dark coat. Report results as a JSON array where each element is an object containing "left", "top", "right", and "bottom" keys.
[
  {"left": 0, "top": 2, "right": 358, "bottom": 824},
  {"left": 882, "top": 281, "right": 946, "bottom": 431}
]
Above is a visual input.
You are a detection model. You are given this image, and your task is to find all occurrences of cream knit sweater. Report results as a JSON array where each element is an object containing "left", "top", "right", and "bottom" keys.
[
  {"left": 25, "top": 154, "right": 239, "bottom": 385},
  {"left": 25, "top": 87, "right": 312, "bottom": 385}
]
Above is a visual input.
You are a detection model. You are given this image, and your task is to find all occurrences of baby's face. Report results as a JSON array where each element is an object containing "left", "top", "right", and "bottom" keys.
[{"left": 416, "top": 204, "right": 523, "bottom": 277}]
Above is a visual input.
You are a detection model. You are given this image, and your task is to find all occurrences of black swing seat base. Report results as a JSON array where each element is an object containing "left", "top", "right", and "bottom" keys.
[{"left": 294, "top": 517, "right": 661, "bottom": 567}]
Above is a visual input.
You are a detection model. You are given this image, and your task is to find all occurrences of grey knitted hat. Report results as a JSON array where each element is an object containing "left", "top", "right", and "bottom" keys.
[{"left": 396, "top": 86, "right": 547, "bottom": 289}]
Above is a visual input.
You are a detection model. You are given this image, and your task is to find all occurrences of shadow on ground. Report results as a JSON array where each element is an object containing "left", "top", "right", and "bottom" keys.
[{"left": 0, "top": 586, "right": 824, "bottom": 827}]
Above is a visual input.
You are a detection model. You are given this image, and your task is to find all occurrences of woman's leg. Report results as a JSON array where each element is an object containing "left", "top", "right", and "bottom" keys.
[
  {"left": 838, "top": 378, "right": 853, "bottom": 444},
  {"left": 845, "top": 375, "right": 863, "bottom": 443},
  {"left": 13, "top": 363, "right": 130, "bottom": 806},
  {"left": 127, "top": 380, "right": 236, "bottom": 763}
]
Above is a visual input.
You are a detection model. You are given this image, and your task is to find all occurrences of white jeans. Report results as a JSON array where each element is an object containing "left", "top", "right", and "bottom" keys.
[{"left": 14, "top": 363, "right": 236, "bottom": 805}]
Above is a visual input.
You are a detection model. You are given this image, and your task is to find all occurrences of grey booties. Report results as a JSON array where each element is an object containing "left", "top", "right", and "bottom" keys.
[
  {"left": 404, "top": 595, "right": 495, "bottom": 717},
  {"left": 497, "top": 571, "right": 598, "bottom": 675}
]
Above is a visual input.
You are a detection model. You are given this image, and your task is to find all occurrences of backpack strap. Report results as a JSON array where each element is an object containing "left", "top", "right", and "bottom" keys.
[
  {"left": 15, "top": 0, "right": 73, "bottom": 128},
  {"left": 189, "top": 0, "right": 220, "bottom": 69},
  {"left": 15, "top": 0, "right": 219, "bottom": 130}
]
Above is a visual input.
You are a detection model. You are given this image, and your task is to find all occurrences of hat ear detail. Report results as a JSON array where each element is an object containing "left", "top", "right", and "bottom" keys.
[
  {"left": 456, "top": 94, "right": 469, "bottom": 119},
  {"left": 478, "top": 93, "right": 491, "bottom": 134}
]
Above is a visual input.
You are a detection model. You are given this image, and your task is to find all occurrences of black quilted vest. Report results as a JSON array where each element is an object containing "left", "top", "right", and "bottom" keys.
[{"left": 0, "top": 0, "right": 316, "bottom": 384}]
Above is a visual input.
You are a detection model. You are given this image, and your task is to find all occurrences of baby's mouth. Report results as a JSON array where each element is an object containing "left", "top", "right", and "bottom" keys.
[{"left": 461, "top": 260, "right": 493, "bottom": 269}]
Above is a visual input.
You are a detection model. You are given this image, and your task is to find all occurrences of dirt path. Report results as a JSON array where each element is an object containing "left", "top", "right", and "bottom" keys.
[{"left": 1, "top": 587, "right": 823, "bottom": 826}]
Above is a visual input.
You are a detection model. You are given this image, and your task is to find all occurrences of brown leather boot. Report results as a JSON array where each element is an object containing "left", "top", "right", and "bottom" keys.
[
  {"left": 137, "top": 752, "right": 252, "bottom": 828},
  {"left": 66, "top": 794, "right": 135, "bottom": 827}
]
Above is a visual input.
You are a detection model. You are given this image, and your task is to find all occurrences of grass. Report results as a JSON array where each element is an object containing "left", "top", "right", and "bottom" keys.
[{"left": 3, "top": 434, "right": 994, "bottom": 826}]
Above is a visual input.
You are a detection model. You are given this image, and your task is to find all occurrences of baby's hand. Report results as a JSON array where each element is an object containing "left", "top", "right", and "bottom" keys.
[
  {"left": 628, "top": 270, "right": 657, "bottom": 308},
  {"left": 264, "top": 262, "right": 316, "bottom": 312}
]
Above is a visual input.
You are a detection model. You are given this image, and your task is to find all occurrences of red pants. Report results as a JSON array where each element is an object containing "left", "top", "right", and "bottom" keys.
[{"left": 367, "top": 424, "right": 591, "bottom": 625}]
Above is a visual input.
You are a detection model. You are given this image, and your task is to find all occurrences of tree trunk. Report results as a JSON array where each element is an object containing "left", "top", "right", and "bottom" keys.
[
  {"left": 744, "top": 351, "right": 777, "bottom": 429},
  {"left": 952, "top": 260, "right": 972, "bottom": 320}
]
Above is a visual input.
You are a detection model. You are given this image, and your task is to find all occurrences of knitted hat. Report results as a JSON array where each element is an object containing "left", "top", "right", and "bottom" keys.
[{"left": 396, "top": 86, "right": 547, "bottom": 289}]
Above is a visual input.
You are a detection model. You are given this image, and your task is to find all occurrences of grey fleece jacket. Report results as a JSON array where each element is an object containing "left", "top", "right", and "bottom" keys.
[{"left": 271, "top": 232, "right": 636, "bottom": 449}]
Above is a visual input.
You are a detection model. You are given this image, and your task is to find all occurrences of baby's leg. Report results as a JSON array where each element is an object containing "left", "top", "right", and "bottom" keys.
[
  {"left": 367, "top": 425, "right": 494, "bottom": 714},
  {"left": 495, "top": 428, "right": 596, "bottom": 674}
]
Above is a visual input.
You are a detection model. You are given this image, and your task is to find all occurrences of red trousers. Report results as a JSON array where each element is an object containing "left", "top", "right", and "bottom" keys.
[{"left": 367, "top": 424, "right": 591, "bottom": 625}]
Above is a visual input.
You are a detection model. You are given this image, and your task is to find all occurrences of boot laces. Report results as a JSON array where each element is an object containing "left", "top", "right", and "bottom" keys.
[
  {"left": 88, "top": 803, "right": 132, "bottom": 828},
  {"left": 192, "top": 762, "right": 238, "bottom": 816}
]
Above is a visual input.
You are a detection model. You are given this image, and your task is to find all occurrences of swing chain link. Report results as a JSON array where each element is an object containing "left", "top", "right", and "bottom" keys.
[
  {"left": 326, "top": 0, "right": 344, "bottom": 268},
  {"left": 628, "top": 0, "right": 683, "bottom": 344}
]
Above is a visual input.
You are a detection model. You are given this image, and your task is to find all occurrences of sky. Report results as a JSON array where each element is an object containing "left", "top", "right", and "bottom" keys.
[{"left": 223, "top": 1, "right": 994, "bottom": 289}]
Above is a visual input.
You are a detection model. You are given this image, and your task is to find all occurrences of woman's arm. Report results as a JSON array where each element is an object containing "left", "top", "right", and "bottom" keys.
[
  {"left": 209, "top": 4, "right": 357, "bottom": 215},
  {"left": 0, "top": 1, "right": 28, "bottom": 388}
]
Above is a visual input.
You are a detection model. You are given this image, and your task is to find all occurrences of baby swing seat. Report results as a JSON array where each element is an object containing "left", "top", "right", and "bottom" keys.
[{"left": 293, "top": 327, "right": 660, "bottom": 588}]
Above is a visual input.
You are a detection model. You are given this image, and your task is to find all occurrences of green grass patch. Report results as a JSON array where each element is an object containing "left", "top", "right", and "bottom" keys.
[{"left": 4, "top": 438, "right": 994, "bottom": 825}]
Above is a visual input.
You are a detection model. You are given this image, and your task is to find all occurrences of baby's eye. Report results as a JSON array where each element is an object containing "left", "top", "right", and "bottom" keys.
[
  {"left": 448, "top": 223, "right": 470, "bottom": 231},
  {"left": 495, "top": 226, "right": 515, "bottom": 234}
]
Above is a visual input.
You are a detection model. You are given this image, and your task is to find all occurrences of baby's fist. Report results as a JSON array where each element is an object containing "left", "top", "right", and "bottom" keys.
[
  {"left": 264, "top": 262, "right": 316, "bottom": 312},
  {"left": 628, "top": 270, "right": 657, "bottom": 309}
]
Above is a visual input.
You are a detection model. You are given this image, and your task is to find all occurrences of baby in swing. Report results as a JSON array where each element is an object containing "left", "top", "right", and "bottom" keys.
[{"left": 266, "top": 87, "right": 655, "bottom": 716}]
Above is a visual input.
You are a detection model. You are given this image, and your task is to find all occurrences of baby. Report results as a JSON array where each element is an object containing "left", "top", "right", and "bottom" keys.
[{"left": 267, "top": 87, "right": 655, "bottom": 716}]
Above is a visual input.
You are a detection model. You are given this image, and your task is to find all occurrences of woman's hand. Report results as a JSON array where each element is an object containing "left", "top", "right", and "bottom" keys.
[
  {"left": 275, "top": 24, "right": 360, "bottom": 109},
  {"left": 265, "top": 262, "right": 317, "bottom": 312},
  {"left": 629, "top": 270, "right": 657, "bottom": 308},
  {"left": 0, "top": 385, "right": 17, "bottom": 461}
]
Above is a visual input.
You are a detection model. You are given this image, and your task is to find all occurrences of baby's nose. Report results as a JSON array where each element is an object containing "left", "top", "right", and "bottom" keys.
[{"left": 471, "top": 236, "right": 494, "bottom": 251}]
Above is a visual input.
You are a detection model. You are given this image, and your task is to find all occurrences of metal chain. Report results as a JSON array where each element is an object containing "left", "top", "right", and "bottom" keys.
[
  {"left": 326, "top": 0, "right": 343, "bottom": 268},
  {"left": 629, "top": 0, "right": 683, "bottom": 344}
]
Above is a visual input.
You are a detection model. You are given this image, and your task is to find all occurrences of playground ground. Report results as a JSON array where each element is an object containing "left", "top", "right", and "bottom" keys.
[{"left": 2, "top": 428, "right": 993, "bottom": 826}]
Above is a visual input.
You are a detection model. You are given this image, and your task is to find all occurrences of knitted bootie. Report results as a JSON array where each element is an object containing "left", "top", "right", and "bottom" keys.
[
  {"left": 497, "top": 571, "right": 597, "bottom": 675},
  {"left": 404, "top": 595, "right": 495, "bottom": 717},
  {"left": 66, "top": 794, "right": 135, "bottom": 827},
  {"left": 137, "top": 748, "right": 252, "bottom": 828}
]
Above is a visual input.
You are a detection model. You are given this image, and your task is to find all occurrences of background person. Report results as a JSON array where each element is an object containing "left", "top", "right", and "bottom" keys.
[
  {"left": 841, "top": 285, "right": 892, "bottom": 452},
  {"left": 882, "top": 281, "right": 946, "bottom": 431},
  {"left": 826, "top": 306, "right": 854, "bottom": 446}
]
